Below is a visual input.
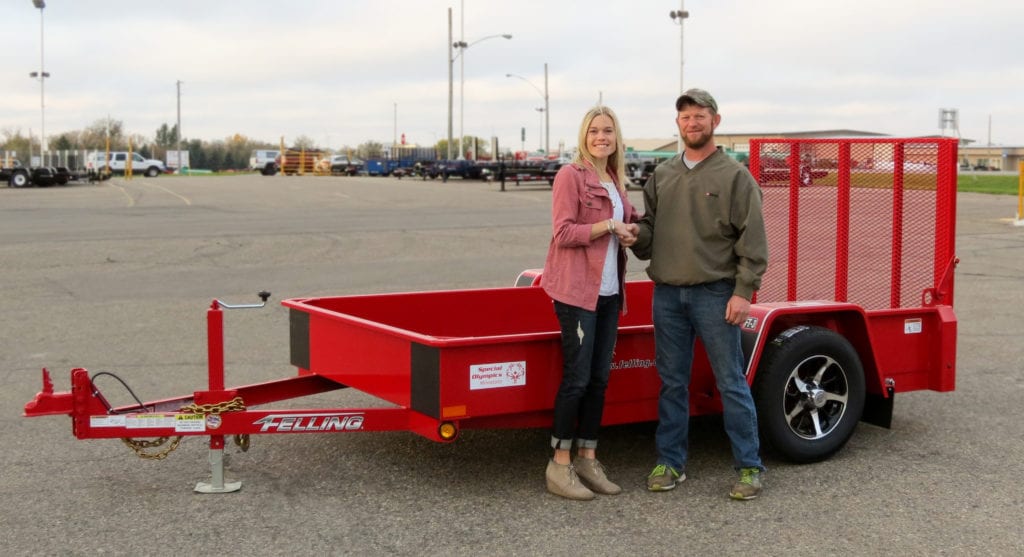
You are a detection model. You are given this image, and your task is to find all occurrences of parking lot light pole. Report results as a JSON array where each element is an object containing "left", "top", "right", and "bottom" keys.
[
  {"left": 670, "top": 2, "right": 689, "bottom": 153},
  {"left": 177, "top": 80, "right": 184, "bottom": 174},
  {"left": 452, "top": 33, "right": 511, "bottom": 160},
  {"left": 30, "top": 0, "right": 47, "bottom": 156},
  {"left": 506, "top": 64, "right": 549, "bottom": 155},
  {"left": 535, "top": 108, "right": 545, "bottom": 152},
  {"left": 447, "top": 8, "right": 453, "bottom": 161}
]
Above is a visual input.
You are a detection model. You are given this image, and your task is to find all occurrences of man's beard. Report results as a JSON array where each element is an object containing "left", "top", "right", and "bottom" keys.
[{"left": 683, "top": 128, "right": 713, "bottom": 150}]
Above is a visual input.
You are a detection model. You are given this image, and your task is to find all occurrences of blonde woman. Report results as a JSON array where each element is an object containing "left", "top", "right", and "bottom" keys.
[{"left": 540, "top": 106, "right": 640, "bottom": 500}]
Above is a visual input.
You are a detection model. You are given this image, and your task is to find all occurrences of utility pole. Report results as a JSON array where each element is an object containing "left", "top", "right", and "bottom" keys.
[
  {"left": 458, "top": 0, "right": 464, "bottom": 160},
  {"left": 544, "top": 63, "right": 549, "bottom": 155},
  {"left": 176, "top": 80, "right": 183, "bottom": 174}
]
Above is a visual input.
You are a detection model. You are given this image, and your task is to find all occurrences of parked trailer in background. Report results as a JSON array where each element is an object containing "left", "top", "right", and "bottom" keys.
[
  {"left": 24, "top": 138, "right": 958, "bottom": 490},
  {"left": 275, "top": 148, "right": 325, "bottom": 176},
  {"left": 2, "top": 151, "right": 73, "bottom": 187}
]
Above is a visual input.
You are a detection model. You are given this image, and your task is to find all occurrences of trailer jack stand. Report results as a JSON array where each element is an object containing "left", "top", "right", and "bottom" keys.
[{"left": 194, "top": 442, "right": 241, "bottom": 494}]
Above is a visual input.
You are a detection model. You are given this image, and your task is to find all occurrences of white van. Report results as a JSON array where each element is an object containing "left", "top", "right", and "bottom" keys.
[{"left": 249, "top": 150, "right": 280, "bottom": 175}]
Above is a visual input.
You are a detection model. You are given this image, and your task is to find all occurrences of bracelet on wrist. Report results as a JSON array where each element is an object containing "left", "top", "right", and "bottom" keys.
[{"left": 607, "top": 220, "right": 614, "bottom": 234}]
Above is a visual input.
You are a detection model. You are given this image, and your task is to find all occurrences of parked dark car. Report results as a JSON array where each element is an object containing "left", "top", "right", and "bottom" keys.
[
  {"left": 627, "top": 161, "right": 657, "bottom": 188},
  {"left": 391, "top": 166, "right": 415, "bottom": 179}
]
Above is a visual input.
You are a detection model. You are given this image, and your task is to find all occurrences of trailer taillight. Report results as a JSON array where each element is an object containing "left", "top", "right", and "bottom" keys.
[{"left": 438, "top": 422, "right": 458, "bottom": 440}]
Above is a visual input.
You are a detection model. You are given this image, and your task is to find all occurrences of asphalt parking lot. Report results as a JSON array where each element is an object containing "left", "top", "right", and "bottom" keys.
[{"left": 2, "top": 174, "right": 1022, "bottom": 556}]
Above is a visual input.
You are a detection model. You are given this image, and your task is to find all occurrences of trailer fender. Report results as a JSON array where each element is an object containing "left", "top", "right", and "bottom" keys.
[
  {"left": 742, "top": 302, "right": 891, "bottom": 429},
  {"left": 514, "top": 269, "right": 543, "bottom": 287},
  {"left": 742, "top": 302, "right": 882, "bottom": 393}
]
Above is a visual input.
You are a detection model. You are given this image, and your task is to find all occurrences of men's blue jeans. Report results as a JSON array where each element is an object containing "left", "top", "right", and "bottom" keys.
[
  {"left": 550, "top": 295, "right": 620, "bottom": 450},
  {"left": 652, "top": 281, "right": 763, "bottom": 471}
]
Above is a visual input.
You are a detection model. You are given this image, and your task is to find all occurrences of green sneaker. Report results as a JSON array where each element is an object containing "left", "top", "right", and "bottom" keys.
[
  {"left": 729, "top": 467, "right": 762, "bottom": 500},
  {"left": 646, "top": 464, "right": 684, "bottom": 492}
]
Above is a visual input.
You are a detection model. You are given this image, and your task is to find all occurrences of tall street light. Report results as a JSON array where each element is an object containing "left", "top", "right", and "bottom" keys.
[
  {"left": 176, "top": 80, "right": 183, "bottom": 173},
  {"left": 506, "top": 63, "right": 549, "bottom": 155},
  {"left": 30, "top": 0, "right": 48, "bottom": 156},
  {"left": 534, "top": 108, "right": 545, "bottom": 152},
  {"left": 447, "top": 8, "right": 453, "bottom": 161},
  {"left": 670, "top": 2, "right": 689, "bottom": 152},
  {"left": 452, "top": 33, "right": 511, "bottom": 160}
]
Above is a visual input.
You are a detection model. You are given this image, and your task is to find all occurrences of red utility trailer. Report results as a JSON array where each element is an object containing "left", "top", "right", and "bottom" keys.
[{"left": 24, "top": 138, "right": 959, "bottom": 491}]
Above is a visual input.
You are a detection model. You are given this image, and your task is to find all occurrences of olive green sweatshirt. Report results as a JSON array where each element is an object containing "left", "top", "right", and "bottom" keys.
[{"left": 631, "top": 147, "right": 768, "bottom": 300}]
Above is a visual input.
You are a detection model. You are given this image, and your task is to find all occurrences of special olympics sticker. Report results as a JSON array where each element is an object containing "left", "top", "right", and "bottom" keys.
[
  {"left": 470, "top": 361, "right": 527, "bottom": 390},
  {"left": 206, "top": 414, "right": 222, "bottom": 430}
]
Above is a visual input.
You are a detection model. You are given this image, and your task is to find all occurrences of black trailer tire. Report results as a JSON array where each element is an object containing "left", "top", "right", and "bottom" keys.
[
  {"left": 10, "top": 171, "right": 30, "bottom": 187},
  {"left": 753, "top": 325, "right": 865, "bottom": 463}
]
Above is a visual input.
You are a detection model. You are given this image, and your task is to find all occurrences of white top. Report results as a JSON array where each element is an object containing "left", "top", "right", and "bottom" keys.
[{"left": 599, "top": 181, "right": 624, "bottom": 296}]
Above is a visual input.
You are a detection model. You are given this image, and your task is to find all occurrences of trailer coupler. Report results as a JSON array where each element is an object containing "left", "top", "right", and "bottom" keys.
[{"left": 24, "top": 368, "right": 73, "bottom": 417}]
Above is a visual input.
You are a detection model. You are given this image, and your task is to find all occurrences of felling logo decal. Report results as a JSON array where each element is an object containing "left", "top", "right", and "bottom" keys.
[
  {"left": 254, "top": 412, "right": 365, "bottom": 433},
  {"left": 610, "top": 358, "right": 655, "bottom": 370},
  {"left": 470, "top": 361, "right": 527, "bottom": 390}
]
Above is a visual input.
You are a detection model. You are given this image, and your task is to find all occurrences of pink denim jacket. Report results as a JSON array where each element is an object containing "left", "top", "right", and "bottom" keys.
[{"left": 541, "top": 162, "right": 640, "bottom": 311}]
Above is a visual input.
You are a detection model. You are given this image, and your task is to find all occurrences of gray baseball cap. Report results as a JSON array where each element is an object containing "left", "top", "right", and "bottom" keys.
[{"left": 675, "top": 88, "right": 718, "bottom": 113}]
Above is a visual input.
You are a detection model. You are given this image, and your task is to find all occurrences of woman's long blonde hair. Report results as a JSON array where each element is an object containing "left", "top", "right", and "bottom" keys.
[{"left": 572, "top": 105, "right": 628, "bottom": 192}]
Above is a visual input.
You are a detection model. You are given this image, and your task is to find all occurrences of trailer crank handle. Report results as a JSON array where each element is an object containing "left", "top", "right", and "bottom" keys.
[{"left": 214, "top": 290, "right": 271, "bottom": 310}]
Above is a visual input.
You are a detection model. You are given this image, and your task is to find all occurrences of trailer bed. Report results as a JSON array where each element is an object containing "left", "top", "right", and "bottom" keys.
[{"left": 283, "top": 282, "right": 662, "bottom": 431}]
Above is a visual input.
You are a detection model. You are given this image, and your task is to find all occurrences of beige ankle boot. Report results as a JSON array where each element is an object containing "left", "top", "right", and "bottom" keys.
[
  {"left": 545, "top": 460, "right": 595, "bottom": 500},
  {"left": 574, "top": 457, "right": 622, "bottom": 495}
]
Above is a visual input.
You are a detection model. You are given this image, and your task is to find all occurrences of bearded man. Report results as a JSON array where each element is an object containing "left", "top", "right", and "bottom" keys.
[{"left": 630, "top": 88, "right": 769, "bottom": 500}]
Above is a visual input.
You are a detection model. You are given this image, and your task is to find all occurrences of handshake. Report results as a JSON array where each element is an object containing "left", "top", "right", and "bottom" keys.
[{"left": 610, "top": 220, "right": 640, "bottom": 247}]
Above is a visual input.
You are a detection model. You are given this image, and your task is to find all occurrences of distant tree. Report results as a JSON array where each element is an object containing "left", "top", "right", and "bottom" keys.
[
  {"left": 1, "top": 128, "right": 30, "bottom": 159},
  {"left": 291, "top": 135, "right": 318, "bottom": 150},
  {"left": 357, "top": 141, "right": 384, "bottom": 160},
  {"left": 432, "top": 137, "right": 490, "bottom": 160},
  {"left": 81, "top": 118, "right": 124, "bottom": 150},
  {"left": 435, "top": 139, "right": 450, "bottom": 158},
  {"left": 155, "top": 123, "right": 179, "bottom": 147},
  {"left": 205, "top": 143, "right": 225, "bottom": 171},
  {"left": 462, "top": 135, "right": 491, "bottom": 160},
  {"left": 185, "top": 139, "right": 204, "bottom": 169},
  {"left": 51, "top": 134, "right": 74, "bottom": 151},
  {"left": 223, "top": 134, "right": 252, "bottom": 170}
]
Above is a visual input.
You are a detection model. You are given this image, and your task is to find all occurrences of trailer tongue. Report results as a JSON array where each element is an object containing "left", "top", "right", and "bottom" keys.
[{"left": 24, "top": 138, "right": 959, "bottom": 492}]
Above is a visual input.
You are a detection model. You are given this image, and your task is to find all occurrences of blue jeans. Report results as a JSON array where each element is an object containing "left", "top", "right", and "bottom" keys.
[
  {"left": 652, "top": 281, "right": 763, "bottom": 471},
  {"left": 550, "top": 295, "right": 620, "bottom": 450}
]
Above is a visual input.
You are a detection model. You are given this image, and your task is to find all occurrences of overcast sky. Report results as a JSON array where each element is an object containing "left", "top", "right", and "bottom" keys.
[{"left": 3, "top": 0, "right": 1022, "bottom": 154}]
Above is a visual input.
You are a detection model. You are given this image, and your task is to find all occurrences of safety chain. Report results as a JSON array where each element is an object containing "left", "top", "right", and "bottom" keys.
[
  {"left": 179, "top": 396, "right": 247, "bottom": 415},
  {"left": 121, "top": 396, "right": 248, "bottom": 460},
  {"left": 121, "top": 436, "right": 183, "bottom": 460}
]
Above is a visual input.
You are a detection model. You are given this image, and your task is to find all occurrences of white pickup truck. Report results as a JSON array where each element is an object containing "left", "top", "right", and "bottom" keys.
[
  {"left": 86, "top": 151, "right": 167, "bottom": 178},
  {"left": 249, "top": 149, "right": 280, "bottom": 175}
]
